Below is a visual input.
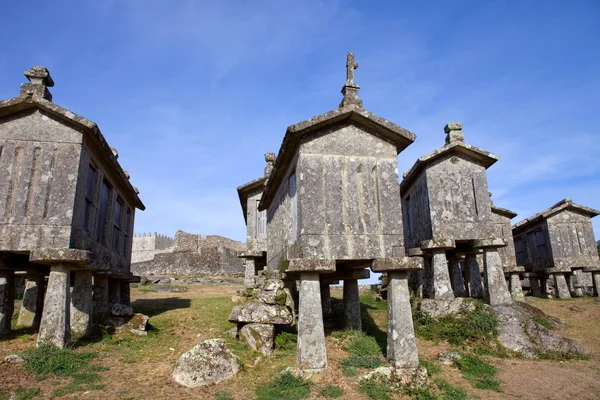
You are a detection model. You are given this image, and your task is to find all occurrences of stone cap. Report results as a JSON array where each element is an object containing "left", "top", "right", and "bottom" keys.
[
  {"left": 472, "top": 238, "right": 506, "bottom": 248},
  {"left": 583, "top": 266, "right": 600, "bottom": 273},
  {"left": 239, "top": 249, "right": 264, "bottom": 259},
  {"left": 407, "top": 247, "right": 424, "bottom": 257},
  {"left": 328, "top": 268, "right": 370, "bottom": 280},
  {"left": 546, "top": 267, "right": 572, "bottom": 274},
  {"left": 286, "top": 258, "right": 336, "bottom": 273},
  {"left": 420, "top": 239, "right": 455, "bottom": 250},
  {"left": 505, "top": 266, "right": 525, "bottom": 273},
  {"left": 444, "top": 122, "right": 464, "bottom": 144},
  {"left": 371, "top": 257, "right": 423, "bottom": 272},
  {"left": 29, "top": 249, "right": 94, "bottom": 266},
  {"left": 24, "top": 66, "right": 54, "bottom": 87}
]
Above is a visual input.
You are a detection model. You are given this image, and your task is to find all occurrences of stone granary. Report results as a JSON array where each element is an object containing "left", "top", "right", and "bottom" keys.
[
  {"left": 130, "top": 230, "right": 244, "bottom": 276},
  {"left": 512, "top": 198, "right": 600, "bottom": 298},
  {"left": 257, "top": 53, "right": 422, "bottom": 371},
  {"left": 236, "top": 153, "right": 275, "bottom": 288},
  {"left": 399, "top": 122, "right": 513, "bottom": 307},
  {"left": 0, "top": 66, "right": 144, "bottom": 347}
]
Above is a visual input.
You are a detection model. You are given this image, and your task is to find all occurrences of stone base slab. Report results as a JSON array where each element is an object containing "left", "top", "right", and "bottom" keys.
[{"left": 372, "top": 257, "right": 423, "bottom": 272}]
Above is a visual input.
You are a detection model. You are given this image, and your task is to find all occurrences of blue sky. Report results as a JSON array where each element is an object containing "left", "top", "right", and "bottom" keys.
[{"left": 1, "top": 0, "right": 599, "bottom": 249}]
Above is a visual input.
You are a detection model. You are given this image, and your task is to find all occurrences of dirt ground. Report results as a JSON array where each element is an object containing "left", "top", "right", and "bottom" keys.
[{"left": 1, "top": 283, "right": 600, "bottom": 400}]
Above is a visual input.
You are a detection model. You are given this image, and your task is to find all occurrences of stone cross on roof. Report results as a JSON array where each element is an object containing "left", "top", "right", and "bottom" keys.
[
  {"left": 345, "top": 52, "right": 359, "bottom": 86},
  {"left": 339, "top": 52, "right": 363, "bottom": 109}
]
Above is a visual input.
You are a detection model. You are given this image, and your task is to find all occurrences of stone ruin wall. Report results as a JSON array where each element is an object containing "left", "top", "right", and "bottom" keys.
[
  {"left": 131, "top": 232, "right": 174, "bottom": 263},
  {"left": 131, "top": 230, "right": 245, "bottom": 276}
]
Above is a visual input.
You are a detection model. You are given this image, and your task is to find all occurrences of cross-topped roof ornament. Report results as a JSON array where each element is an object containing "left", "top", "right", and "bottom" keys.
[{"left": 339, "top": 52, "right": 363, "bottom": 109}]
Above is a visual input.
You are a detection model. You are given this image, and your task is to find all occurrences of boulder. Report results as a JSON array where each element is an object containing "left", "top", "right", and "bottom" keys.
[
  {"left": 172, "top": 339, "right": 240, "bottom": 387},
  {"left": 240, "top": 323, "right": 275, "bottom": 356},
  {"left": 105, "top": 313, "right": 149, "bottom": 335},
  {"left": 3, "top": 354, "right": 24, "bottom": 364},
  {"left": 258, "top": 279, "right": 287, "bottom": 305},
  {"left": 360, "top": 366, "right": 428, "bottom": 390},
  {"left": 111, "top": 304, "right": 134, "bottom": 317},
  {"left": 437, "top": 350, "right": 461, "bottom": 365},
  {"left": 494, "top": 302, "right": 588, "bottom": 358},
  {"left": 420, "top": 298, "right": 474, "bottom": 318},
  {"left": 228, "top": 302, "right": 293, "bottom": 325}
]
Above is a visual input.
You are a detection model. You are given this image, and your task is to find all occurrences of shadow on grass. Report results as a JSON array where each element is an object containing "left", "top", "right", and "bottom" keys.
[{"left": 131, "top": 297, "right": 192, "bottom": 317}]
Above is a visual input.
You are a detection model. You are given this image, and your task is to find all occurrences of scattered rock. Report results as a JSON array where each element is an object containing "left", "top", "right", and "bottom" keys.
[
  {"left": 139, "top": 276, "right": 149, "bottom": 285},
  {"left": 360, "top": 366, "right": 428, "bottom": 390},
  {"left": 152, "top": 285, "right": 187, "bottom": 293},
  {"left": 228, "top": 302, "right": 293, "bottom": 325},
  {"left": 281, "top": 366, "right": 321, "bottom": 379},
  {"left": 231, "top": 295, "right": 247, "bottom": 303},
  {"left": 225, "top": 327, "right": 238, "bottom": 339},
  {"left": 111, "top": 304, "right": 134, "bottom": 317},
  {"left": 420, "top": 298, "right": 475, "bottom": 318},
  {"left": 258, "top": 279, "right": 287, "bottom": 305},
  {"left": 569, "top": 305, "right": 584, "bottom": 312},
  {"left": 2, "top": 355, "right": 24, "bottom": 364},
  {"left": 437, "top": 350, "right": 461, "bottom": 365},
  {"left": 240, "top": 323, "right": 275, "bottom": 356},
  {"left": 172, "top": 339, "right": 240, "bottom": 387},
  {"left": 494, "top": 302, "right": 588, "bottom": 358},
  {"left": 105, "top": 313, "right": 149, "bottom": 335}
]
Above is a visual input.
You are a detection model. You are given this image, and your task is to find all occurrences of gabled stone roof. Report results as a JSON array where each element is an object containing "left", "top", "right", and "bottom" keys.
[
  {"left": 513, "top": 198, "right": 600, "bottom": 231},
  {"left": 0, "top": 68, "right": 145, "bottom": 210},
  {"left": 491, "top": 205, "right": 518, "bottom": 219},
  {"left": 236, "top": 175, "right": 267, "bottom": 224}
]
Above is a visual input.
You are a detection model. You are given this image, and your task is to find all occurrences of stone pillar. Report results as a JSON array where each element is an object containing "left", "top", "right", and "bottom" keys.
[
  {"left": 297, "top": 273, "right": 327, "bottom": 370},
  {"left": 244, "top": 259, "right": 256, "bottom": 289},
  {"left": 37, "top": 264, "right": 71, "bottom": 348},
  {"left": 17, "top": 275, "right": 45, "bottom": 328},
  {"left": 591, "top": 272, "right": 600, "bottom": 297},
  {"left": 320, "top": 282, "right": 332, "bottom": 317},
  {"left": 566, "top": 274, "right": 575, "bottom": 296},
  {"left": 465, "top": 254, "right": 484, "bottom": 299},
  {"left": 450, "top": 260, "right": 467, "bottom": 297},
  {"left": 0, "top": 270, "right": 15, "bottom": 336},
  {"left": 71, "top": 270, "right": 93, "bottom": 338},
  {"left": 482, "top": 248, "right": 512, "bottom": 306},
  {"left": 120, "top": 280, "right": 131, "bottom": 306},
  {"left": 553, "top": 273, "right": 571, "bottom": 299},
  {"left": 430, "top": 250, "right": 454, "bottom": 300},
  {"left": 422, "top": 255, "right": 433, "bottom": 298},
  {"left": 93, "top": 275, "right": 109, "bottom": 321},
  {"left": 343, "top": 278, "right": 361, "bottom": 330},
  {"left": 109, "top": 278, "right": 121, "bottom": 305},
  {"left": 572, "top": 270, "right": 585, "bottom": 297},
  {"left": 540, "top": 276, "right": 550, "bottom": 298},
  {"left": 530, "top": 276, "right": 542, "bottom": 297},
  {"left": 386, "top": 271, "right": 419, "bottom": 368},
  {"left": 509, "top": 273, "right": 525, "bottom": 301}
]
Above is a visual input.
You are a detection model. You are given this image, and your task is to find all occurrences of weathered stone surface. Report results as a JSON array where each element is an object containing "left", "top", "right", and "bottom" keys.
[
  {"left": 297, "top": 273, "right": 327, "bottom": 370},
  {"left": 320, "top": 282, "right": 332, "bottom": 316},
  {"left": 38, "top": 264, "right": 71, "bottom": 348},
  {"left": 553, "top": 273, "right": 571, "bottom": 299},
  {"left": 450, "top": 260, "right": 467, "bottom": 297},
  {"left": 360, "top": 366, "right": 428, "bottom": 390},
  {"left": 111, "top": 304, "right": 134, "bottom": 317},
  {"left": 172, "top": 339, "right": 239, "bottom": 387},
  {"left": 437, "top": 350, "right": 461, "bottom": 365},
  {"left": 466, "top": 254, "right": 484, "bottom": 299},
  {"left": 430, "top": 250, "right": 454, "bottom": 300},
  {"left": 105, "top": 313, "right": 149, "bottom": 335},
  {"left": 386, "top": 271, "right": 419, "bottom": 368},
  {"left": 509, "top": 273, "right": 525, "bottom": 301},
  {"left": 494, "top": 302, "right": 588, "bottom": 358},
  {"left": 258, "top": 279, "right": 287, "bottom": 305},
  {"left": 343, "top": 278, "right": 361, "bottom": 330},
  {"left": 420, "top": 298, "right": 475, "bottom": 318},
  {"left": 92, "top": 275, "right": 109, "bottom": 322},
  {"left": 17, "top": 276, "right": 44, "bottom": 328},
  {"left": 482, "top": 248, "right": 512, "bottom": 306},
  {"left": 70, "top": 270, "right": 93, "bottom": 338},
  {"left": 228, "top": 302, "right": 293, "bottom": 325},
  {"left": 240, "top": 323, "right": 275, "bottom": 356},
  {"left": 3, "top": 354, "right": 24, "bottom": 364},
  {"left": 0, "top": 270, "right": 15, "bottom": 336}
]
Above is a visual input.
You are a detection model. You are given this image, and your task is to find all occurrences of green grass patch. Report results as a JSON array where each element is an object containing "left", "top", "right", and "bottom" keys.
[
  {"left": 454, "top": 353, "right": 502, "bottom": 392},
  {"left": 255, "top": 372, "right": 312, "bottom": 400},
  {"left": 336, "top": 330, "right": 383, "bottom": 369},
  {"left": 360, "top": 293, "right": 388, "bottom": 311},
  {"left": 342, "top": 365, "right": 358, "bottom": 376},
  {"left": 403, "top": 386, "right": 440, "bottom": 400},
  {"left": 531, "top": 315, "right": 555, "bottom": 330},
  {"left": 537, "top": 350, "right": 590, "bottom": 361},
  {"left": 12, "top": 388, "right": 41, "bottom": 400},
  {"left": 342, "top": 355, "right": 381, "bottom": 368},
  {"left": 214, "top": 391, "right": 233, "bottom": 400},
  {"left": 414, "top": 300, "right": 498, "bottom": 346},
  {"left": 358, "top": 379, "right": 392, "bottom": 400},
  {"left": 419, "top": 358, "right": 442, "bottom": 376},
  {"left": 319, "top": 385, "right": 344, "bottom": 398},
  {"left": 274, "top": 331, "right": 297, "bottom": 352},
  {"left": 434, "top": 378, "right": 468, "bottom": 400}
]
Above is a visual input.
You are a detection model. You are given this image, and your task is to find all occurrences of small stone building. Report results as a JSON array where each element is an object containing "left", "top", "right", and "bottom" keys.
[
  {"left": 512, "top": 199, "right": 600, "bottom": 298},
  {"left": 236, "top": 153, "right": 275, "bottom": 288},
  {"left": 257, "top": 53, "right": 422, "bottom": 371},
  {"left": 0, "top": 67, "right": 144, "bottom": 347},
  {"left": 130, "top": 230, "right": 244, "bottom": 276},
  {"left": 399, "top": 123, "right": 513, "bottom": 306}
]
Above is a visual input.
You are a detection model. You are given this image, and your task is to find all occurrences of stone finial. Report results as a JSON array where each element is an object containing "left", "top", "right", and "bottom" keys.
[
  {"left": 264, "top": 152, "right": 276, "bottom": 177},
  {"left": 444, "top": 122, "right": 464, "bottom": 145},
  {"left": 20, "top": 66, "right": 54, "bottom": 101},
  {"left": 339, "top": 52, "right": 362, "bottom": 109}
]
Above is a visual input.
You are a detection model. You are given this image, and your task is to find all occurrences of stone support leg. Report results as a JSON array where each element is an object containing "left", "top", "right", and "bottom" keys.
[
  {"left": 244, "top": 259, "right": 256, "bottom": 289},
  {"left": 540, "top": 277, "right": 550, "bottom": 298},
  {"left": 386, "top": 271, "right": 419, "bottom": 368},
  {"left": 509, "top": 273, "right": 525, "bottom": 301},
  {"left": 430, "top": 250, "right": 454, "bottom": 300},
  {"left": 17, "top": 275, "right": 45, "bottom": 328},
  {"left": 71, "top": 270, "right": 93, "bottom": 338},
  {"left": 37, "top": 264, "right": 71, "bottom": 348},
  {"left": 343, "top": 278, "right": 361, "bottom": 331},
  {"left": 93, "top": 275, "right": 109, "bottom": 322},
  {"left": 592, "top": 272, "right": 600, "bottom": 297},
  {"left": 297, "top": 273, "right": 327, "bottom": 370},
  {"left": 566, "top": 274, "right": 575, "bottom": 296},
  {"left": 0, "top": 270, "right": 15, "bottom": 336},
  {"left": 466, "top": 254, "right": 484, "bottom": 299},
  {"left": 482, "top": 248, "right": 512, "bottom": 306},
  {"left": 422, "top": 256, "right": 433, "bottom": 298},
  {"left": 530, "top": 277, "right": 542, "bottom": 297},
  {"left": 553, "top": 273, "right": 571, "bottom": 299},
  {"left": 109, "top": 279, "right": 121, "bottom": 305},
  {"left": 120, "top": 281, "right": 131, "bottom": 306},
  {"left": 320, "top": 282, "right": 332, "bottom": 317},
  {"left": 450, "top": 260, "right": 467, "bottom": 297}
]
